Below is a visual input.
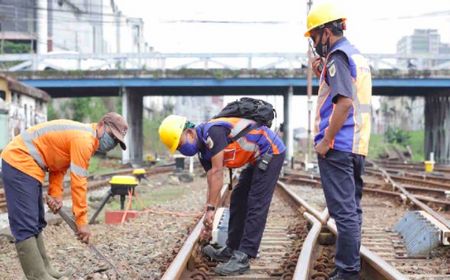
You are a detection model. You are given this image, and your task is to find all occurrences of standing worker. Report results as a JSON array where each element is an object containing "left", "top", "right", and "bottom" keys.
[
  {"left": 159, "top": 114, "right": 285, "bottom": 276},
  {"left": 305, "top": 2, "right": 372, "bottom": 280},
  {"left": 1, "top": 112, "right": 128, "bottom": 280}
]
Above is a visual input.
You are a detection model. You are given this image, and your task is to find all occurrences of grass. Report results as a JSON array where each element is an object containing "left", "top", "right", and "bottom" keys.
[
  {"left": 367, "top": 130, "right": 424, "bottom": 162},
  {"left": 408, "top": 131, "right": 425, "bottom": 162},
  {"left": 88, "top": 155, "right": 122, "bottom": 175},
  {"left": 367, "top": 134, "right": 384, "bottom": 160},
  {"left": 106, "top": 184, "right": 188, "bottom": 211}
]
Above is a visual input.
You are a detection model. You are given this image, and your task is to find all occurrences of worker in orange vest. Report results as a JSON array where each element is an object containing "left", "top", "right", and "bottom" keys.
[
  {"left": 159, "top": 115, "right": 286, "bottom": 276},
  {"left": 0, "top": 112, "right": 128, "bottom": 280}
]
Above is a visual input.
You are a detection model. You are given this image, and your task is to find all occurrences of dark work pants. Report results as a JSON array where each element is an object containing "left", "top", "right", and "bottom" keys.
[
  {"left": 226, "top": 152, "right": 285, "bottom": 258},
  {"left": 1, "top": 159, "right": 47, "bottom": 242},
  {"left": 318, "top": 149, "right": 365, "bottom": 276}
]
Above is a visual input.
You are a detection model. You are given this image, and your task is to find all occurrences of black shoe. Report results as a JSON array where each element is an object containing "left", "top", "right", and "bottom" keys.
[
  {"left": 202, "top": 245, "right": 233, "bottom": 262},
  {"left": 214, "top": 250, "right": 250, "bottom": 276},
  {"left": 329, "top": 272, "right": 360, "bottom": 280}
]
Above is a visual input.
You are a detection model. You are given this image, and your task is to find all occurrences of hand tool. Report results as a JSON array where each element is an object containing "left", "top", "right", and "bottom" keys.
[{"left": 57, "top": 207, "right": 122, "bottom": 278}]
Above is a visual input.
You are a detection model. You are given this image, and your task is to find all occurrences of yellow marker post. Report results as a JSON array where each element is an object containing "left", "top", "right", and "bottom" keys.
[{"left": 424, "top": 161, "right": 435, "bottom": 173}]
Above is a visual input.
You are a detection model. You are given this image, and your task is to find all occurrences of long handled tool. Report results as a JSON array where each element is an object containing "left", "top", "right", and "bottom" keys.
[{"left": 58, "top": 208, "right": 122, "bottom": 278}]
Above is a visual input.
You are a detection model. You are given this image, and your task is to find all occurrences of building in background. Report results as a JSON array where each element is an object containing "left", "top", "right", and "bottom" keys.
[
  {"left": 374, "top": 29, "right": 450, "bottom": 135},
  {"left": 374, "top": 97, "right": 424, "bottom": 134},
  {"left": 173, "top": 96, "right": 224, "bottom": 123},
  {"left": 0, "top": 75, "right": 50, "bottom": 150},
  {"left": 0, "top": 0, "right": 37, "bottom": 53},
  {"left": 397, "top": 29, "right": 449, "bottom": 69},
  {"left": 0, "top": 0, "right": 147, "bottom": 55}
]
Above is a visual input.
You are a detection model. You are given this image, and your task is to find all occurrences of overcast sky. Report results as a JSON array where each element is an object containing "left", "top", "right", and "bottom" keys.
[
  {"left": 116, "top": 0, "right": 450, "bottom": 54},
  {"left": 114, "top": 0, "right": 448, "bottom": 129}
]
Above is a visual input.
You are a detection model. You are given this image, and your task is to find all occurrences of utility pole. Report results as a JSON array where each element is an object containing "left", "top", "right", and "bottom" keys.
[{"left": 306, "top": 0, "right": 314, "bottom": 167}]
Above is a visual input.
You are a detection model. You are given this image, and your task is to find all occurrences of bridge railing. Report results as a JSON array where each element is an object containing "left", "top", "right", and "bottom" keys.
[{"left": 0, "top": 52, "right": 449, "bottom": 72}]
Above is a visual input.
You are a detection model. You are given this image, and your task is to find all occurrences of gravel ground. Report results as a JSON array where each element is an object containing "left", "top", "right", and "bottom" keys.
[
  {"left": 285, "top": 183, "right": 327, "bottom": 211},
  {"left": 0, "top": 171, "right": 208, "bottom": 280}
]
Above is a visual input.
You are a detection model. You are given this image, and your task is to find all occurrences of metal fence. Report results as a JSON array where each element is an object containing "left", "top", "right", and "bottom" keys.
[{"left": 0, "top": 52, "right": 450, "bottom": 72}]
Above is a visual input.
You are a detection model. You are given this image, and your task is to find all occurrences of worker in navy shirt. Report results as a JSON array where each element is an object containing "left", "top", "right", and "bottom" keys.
[
  {"left": 305, "top": 2, "right": 372, "bottom": 280},
  {"left": 159, "top": 115, "right": 285, "bottom": 276}
]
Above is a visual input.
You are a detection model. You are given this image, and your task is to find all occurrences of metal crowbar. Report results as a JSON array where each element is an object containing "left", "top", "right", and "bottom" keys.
[{"left": 57, "top": 207, "right": 122, "bottom": 278}]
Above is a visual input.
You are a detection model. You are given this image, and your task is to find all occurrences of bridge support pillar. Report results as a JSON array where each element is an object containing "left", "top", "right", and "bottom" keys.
[
  {"left": 425, "top": 95, "right": 450, "bottom": 164},
  {"left": 121, "top": 88, "right": 143, "bottom": 165},
  {"left": 283, "top": 86, "right": 294, "bottom": 163}
]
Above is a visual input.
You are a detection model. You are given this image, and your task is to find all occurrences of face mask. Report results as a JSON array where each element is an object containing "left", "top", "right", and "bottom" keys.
[
  {"left": 315, "top": 30, "right": 329, "bottom": 57},
  {"left": 178, "top": 139, "right": 198, "bottom": 156},
  {"left": 98, "top": 131, "right": 117, "bottom": 153}
]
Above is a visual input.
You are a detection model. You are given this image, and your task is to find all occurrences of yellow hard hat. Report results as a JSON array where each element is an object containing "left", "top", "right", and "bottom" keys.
[
  {"left": 159, "top": 115, "right": 187, "bottom": 153},
  {"left": 304, "top": 1, "right": 346, "bottom": 37}
]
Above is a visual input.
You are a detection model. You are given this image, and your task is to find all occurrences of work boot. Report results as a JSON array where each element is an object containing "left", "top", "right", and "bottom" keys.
[
  {"left": 328, "top": 271, "right": 360, "bottom": 280},
  {"left": 214, "top": 250, "right": 250, "bottom": 276},
  {"left": 36, "top": 233, "right": 65, "bottom": 278},
  {"left": 202, "top": 245, "right": 233, "bottom": 262},
  {"left": 15, "top": 237, "right": 57, "bottom": 280}
]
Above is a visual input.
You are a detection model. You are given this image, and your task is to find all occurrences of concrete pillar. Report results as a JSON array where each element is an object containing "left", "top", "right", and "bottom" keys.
[
  {"left": 283, "top": 87, "right": 294, "bottom": 162},
  {"left": 121, "top": 88, "right": 143, "bottom": 164},
  {"left": 37, "top": 0, "right": 48, "bottom": 54},
  {"left": 425, "top": 95, "right": 450, "bottom": 164}
]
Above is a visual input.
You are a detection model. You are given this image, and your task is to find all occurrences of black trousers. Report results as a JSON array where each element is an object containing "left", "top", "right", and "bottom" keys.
[
  {"left": 226, "top": 152, "right": 285, "bottom": 257},
  {"left": 318, "top": 149, "right": 365, "bottom": 276}
]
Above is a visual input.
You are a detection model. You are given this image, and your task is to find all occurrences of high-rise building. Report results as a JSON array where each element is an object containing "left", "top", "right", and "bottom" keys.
[
  {"left": 397, "top": 29, "right": 449, "bottom": 69},
  {"left": 0, "top": 0, "right": 37, "bottom": 52},
  {"left": 0, "top": 0, "right": 146, "bottom": 55},
  {"left": 397, "top": 29, "right": 440, "bottom": 56}
]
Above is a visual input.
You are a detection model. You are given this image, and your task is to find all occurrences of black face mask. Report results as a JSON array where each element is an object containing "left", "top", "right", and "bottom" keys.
[{"left": 315, "top": 30, "right": 330, "bottom": 58}]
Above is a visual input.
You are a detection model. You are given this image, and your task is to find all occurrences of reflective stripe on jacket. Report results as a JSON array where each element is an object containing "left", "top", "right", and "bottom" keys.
[
  {"left": 197, "top": 117, "right": 286, "bottom": 168},
  {"left": 1, "top": 119, "right": 99, "bottom": 225}
]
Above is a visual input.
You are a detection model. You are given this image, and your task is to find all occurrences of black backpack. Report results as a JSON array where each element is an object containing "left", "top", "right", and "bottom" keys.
[
  {"left": 214, "top": 97, "right": 276, "bottom": 127},
  {"left": 213, "top": 97, "right": 276, "bottom": 142}
]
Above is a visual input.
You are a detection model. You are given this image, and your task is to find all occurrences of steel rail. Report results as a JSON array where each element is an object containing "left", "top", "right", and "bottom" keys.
[
  {"left": 160, "top": 215, "right": 204, "bottom": 280},
  {"left": 326, "top": 219, "right": 408, "bottom": 280},
  {"left": 161, "top": 182, "right": 231, "bottom": 280},
  {"left": 368, "top": 160, "right": 450, "bottom": 232},
  {"left": 283, "top": 172, "right": 450, "bottom": 209},
  {"left": 277, "top": 180, "right": 325, "bottom": 223},
  {"left": 293, "top": 211, "right": 323, "bottom": 280},
  {"left": 278, "top": 180, "right": 408, "bottom": 280},
  {"left": 0, "top": 163, "right": 175, "bottom": 212}
]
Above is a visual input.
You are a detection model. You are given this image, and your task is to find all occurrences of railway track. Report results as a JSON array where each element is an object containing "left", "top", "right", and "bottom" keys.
[
  {"left": 374, "top": 160, "right": 450, "bottom": 176},
  {"left": 160, "top": 172, "right": 420, "bottom": 279},
  {"left": 0, "top": 163, "right": 175, "bottom": 212},
  {"left": 162, "top": 179, "right": 311, "bottom": 280},
  {"left": 281, "top": 165, "right": 450, "bottom": 279}
]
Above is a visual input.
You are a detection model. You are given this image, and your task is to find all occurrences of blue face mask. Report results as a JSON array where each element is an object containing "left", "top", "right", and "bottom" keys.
[
  {"left": 97, "top": 131, "right": 117, "bottom": 153},
  {"left": 178, "top": 139, "right": 198, "bottom": 156}
]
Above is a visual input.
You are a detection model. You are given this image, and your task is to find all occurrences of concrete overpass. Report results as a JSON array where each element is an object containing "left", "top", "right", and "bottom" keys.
[
  {"left": 3, "top": 52, "right": 450, "bottom": 164},
  {"left": 12, "top": 69, "right": 450, "bottom": 97}
]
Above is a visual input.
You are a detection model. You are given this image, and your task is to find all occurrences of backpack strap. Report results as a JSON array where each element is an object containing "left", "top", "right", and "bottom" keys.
[
  {"left": 228, "top": 122, "right": 261, "bottom": 143},
  {"left": 228, "top": 168, "right": 233, "bottom": 190}
]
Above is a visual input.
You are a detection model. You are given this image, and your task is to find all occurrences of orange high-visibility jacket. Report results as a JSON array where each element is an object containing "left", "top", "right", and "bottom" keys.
[{"left": 1, "top": 120, "right": 99, "bottom": 226}]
